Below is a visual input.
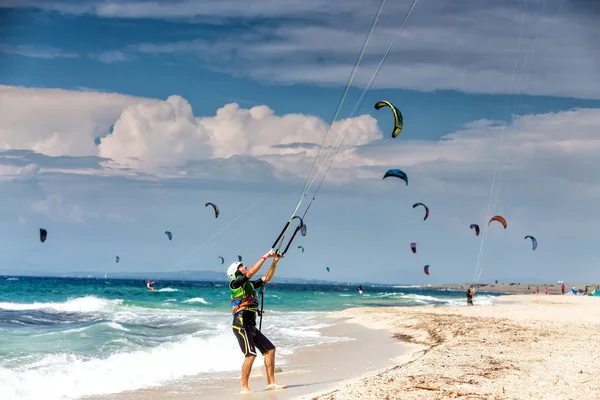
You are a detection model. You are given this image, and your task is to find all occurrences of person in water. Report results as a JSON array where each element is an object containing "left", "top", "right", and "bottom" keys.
[
  {"left": 227, "top": 249, "right": 287, "bottom": 394},
  {"left": 357, "top": 285, "right": 363, "bottom": 295},
  {"left": 146, "top": 280, "right": 156, "bottom": 292}
]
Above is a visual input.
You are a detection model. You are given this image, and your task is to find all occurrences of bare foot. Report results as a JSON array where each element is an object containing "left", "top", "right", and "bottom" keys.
[
  {"left": 266, "top": 383, "right": 288, "bottom": 391},
  {"left": 239, "top": 387, "right": 253, "bottom": 395}
]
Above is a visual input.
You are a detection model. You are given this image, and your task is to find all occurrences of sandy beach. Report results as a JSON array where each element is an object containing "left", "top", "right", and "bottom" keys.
[{"left": 306, "top": 294, "right": 600, "bottom": 400}]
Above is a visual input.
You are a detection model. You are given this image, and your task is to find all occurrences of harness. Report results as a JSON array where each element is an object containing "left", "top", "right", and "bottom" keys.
[
  {"left": 230, "top": 281, "right": 260, "bottom": 315},
  {"left": 230, "top": 293, "right": 259, "bottom": 315}
]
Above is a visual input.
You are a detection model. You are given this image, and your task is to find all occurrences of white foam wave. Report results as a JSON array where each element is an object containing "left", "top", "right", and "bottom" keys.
[
  {"left": 182, "top": 297, "right": 209, "bottom": 304},
  {"left": 0, "top": 310, "right": 348, "bottom": 400},
  {"left": 0, "top": 296, "right": 122, "bottom": 314},
  {"left": 0, "top": 331, "right": 243, "bottom": 400},
  {"left": 157, "top": 288, "right": 179, "bottom": 292}
]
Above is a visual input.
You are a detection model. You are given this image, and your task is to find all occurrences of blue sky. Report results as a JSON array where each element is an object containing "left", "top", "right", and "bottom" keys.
[{"left": 1, "top": 0, "right": 600, "bottom": 284}]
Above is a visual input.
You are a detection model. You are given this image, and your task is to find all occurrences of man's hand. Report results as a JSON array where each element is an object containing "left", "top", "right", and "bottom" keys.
[{"left": 263, "top": 249, "right": 276, "bottom": 259}]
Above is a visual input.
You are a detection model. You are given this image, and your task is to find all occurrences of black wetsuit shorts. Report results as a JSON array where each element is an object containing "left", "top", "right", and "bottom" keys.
[{"left": 232, "top": 310, "right": 275, "bottom": 357}]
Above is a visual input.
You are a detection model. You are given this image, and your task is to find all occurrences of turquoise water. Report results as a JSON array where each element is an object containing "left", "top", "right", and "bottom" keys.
[{"left": 0, "top": 276, "right": 503, "bottom": 400}]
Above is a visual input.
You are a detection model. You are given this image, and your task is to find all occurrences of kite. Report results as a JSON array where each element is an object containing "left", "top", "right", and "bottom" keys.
[
  {"left": 424, "top": 265, "right": 430, "bottom": 275},
  {"left": 205, "top": 202, "right": 219, "bottom": 218},
  {"left": 413, "top": 203, "right": 429, "bottom": 220},
  {"left": 383, "top": 169, "right": 408, "bottom": 185},
  {"left": 488, "top": 216, "right": 507, "bottom": 229},
  {"left": 165, "top": 231, "right": 172, "bottom": 241},
  {"left": 39, "top": 228, "right": 47, "bottom": 243},
  {"left": 374, "top": 100, "right": 403, "bottom": 138},
  {"left": 470, "top": 224, "right": 480, "bottom": 236},
  {"left": 525, "top": 235, "right": 537, "bottom": 250},
  {"left": 410, "top": 242, "right": 417, "bottom": 254}
]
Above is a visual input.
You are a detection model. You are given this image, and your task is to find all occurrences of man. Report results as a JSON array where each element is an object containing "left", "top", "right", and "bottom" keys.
[
  {"left": 146, "top": 280, "right": 156, "bottom": 292},
  {"left": 227, "top": 249, "right": 287, "bottom": 394},
  {"left": 466, "top": 285, "right": 475, "bottom": 306}
]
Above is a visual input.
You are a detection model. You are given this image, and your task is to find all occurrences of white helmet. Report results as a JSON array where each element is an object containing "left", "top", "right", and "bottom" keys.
[{"left": 227, "top": 262, "right": 243, "bottom": 281}]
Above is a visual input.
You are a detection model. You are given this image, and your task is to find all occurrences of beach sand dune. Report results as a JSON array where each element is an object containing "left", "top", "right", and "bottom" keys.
[{"left": 306, "top": 295, "right": 600, "bottom": 400}]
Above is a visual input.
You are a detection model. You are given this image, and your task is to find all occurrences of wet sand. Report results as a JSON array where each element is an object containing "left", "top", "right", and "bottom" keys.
[{"left": 85, "top": 317, "right": 410, "bottom": 400}]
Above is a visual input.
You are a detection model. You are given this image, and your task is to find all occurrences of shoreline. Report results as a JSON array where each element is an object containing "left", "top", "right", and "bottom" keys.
[
  {"left": 427, "top": 282, "right": 600, "bottom": 295},
  {"left": 84, "top": 315, "right": 411, "bottom": 400},
  {"left": 18, "top": 287, "right": 600, "bottom": 399},
  {"left": 308, "top": 294, "right": 600, "bottom": 399}
]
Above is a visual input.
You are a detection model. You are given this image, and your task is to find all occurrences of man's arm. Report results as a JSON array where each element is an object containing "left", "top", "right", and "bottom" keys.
[
  {"left": 231, "top": 249, "right": 276, "bottom": 289},
  {"left": 246, "top": 249, "right": 276, "bottom": 279},
  {"left": 261, "top": 255, "right": 283, "bottom": 283}
]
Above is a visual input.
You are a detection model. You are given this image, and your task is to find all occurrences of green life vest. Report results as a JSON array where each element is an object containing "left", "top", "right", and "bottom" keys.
[{"left": 229, "top": 279, "right": 259, "bottom": 314}]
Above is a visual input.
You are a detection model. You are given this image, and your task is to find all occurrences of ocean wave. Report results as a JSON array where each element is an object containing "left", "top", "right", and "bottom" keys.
[
  {"left": 0, "top": 296, "right": 123, "bottom": 314},
  {"left": 0, "top": 331, "right": 242, "bottom": 400},
  {"left": 182, "top": 297, "right": 209, "bottom": 304}
]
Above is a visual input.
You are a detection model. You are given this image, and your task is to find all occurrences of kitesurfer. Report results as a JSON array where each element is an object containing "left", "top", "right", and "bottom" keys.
[
  {"left": 227, "top": 249, "right": 287, "bottom": 394},
  {"left": 146, "top": 280, "right": 156, "bottom": 292}
]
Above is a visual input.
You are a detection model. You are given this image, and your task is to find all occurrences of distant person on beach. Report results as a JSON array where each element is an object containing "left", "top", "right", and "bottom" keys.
[
  {"left": 146, "top": 280, "right": 156, "bottom": 292},
  {"left": 466, "top": 285, "right": 475, "bottom": 306},
  {"left": 561, "top": 282, "right": 565, "bottom": 295},
  {"left": 227, "top": 249, "right": 287, "bottom": 394},
  {"left": 535, "top": 286, "right": 539, "bottom": 295},
  {"left": 544, "top": 285, "right": 548, "bottom": 295}
]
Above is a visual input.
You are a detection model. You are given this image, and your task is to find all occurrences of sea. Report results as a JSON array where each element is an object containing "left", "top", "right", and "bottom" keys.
[{"left": 0, "top": 276, "right": 503, "bottom": 400}]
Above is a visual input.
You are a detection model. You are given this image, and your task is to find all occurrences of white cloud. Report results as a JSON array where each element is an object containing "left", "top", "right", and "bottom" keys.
[
  {"left": 90, "top": 51, "right": 130, "bottom": 64},
  {"left": 2, "top": 85, "right": 600, "bottom": 201},
  {"left": 0, "top": 44, "right": 78, "bottom": 59},
  {"left": 0, "top": 85, "right": 159, "bottom": 158},
  {"left": 3, "top": 1, "right": 599, "bottom": 97},
  {"left": 15, "top": 164, "right": 40, "bottom": 181},
  {"left": 31, "top": 194, "right": 96, "bottom": 222},
  {"left": 0, "top": 85, "right": 380, "bottom": 179},
  {"left": 0, "top": 164, "right": 28, "bottom": 182},
  {"left": 123, "top": 0, "right": 600, "bottom": 99},
  {"left": 98, "top": 98, "right": 381, "bottom": 177},
  {"left": 0, "top": 0, "right": 364, "bottom": 19}
]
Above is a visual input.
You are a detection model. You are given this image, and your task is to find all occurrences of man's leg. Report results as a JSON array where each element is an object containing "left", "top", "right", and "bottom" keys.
[
  {"left": 263, "top": 349, "right": 287, "bottom": 390},
  {"left": 240, "top": 355, "right": 256, "bottom": 394},
  {"left": 251, "top": 327, "right": 287, "bottom": 391},
  {"left": 264, "top": 348, "right": 276, "bottom": 385},
  {"left": 233, "top": 316, "right": 258, "bottom": 394}
]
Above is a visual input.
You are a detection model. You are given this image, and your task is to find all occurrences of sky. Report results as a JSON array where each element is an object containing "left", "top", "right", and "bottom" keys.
[{"left": 0, "top": 0, "right": 600, "bottom": 285}]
